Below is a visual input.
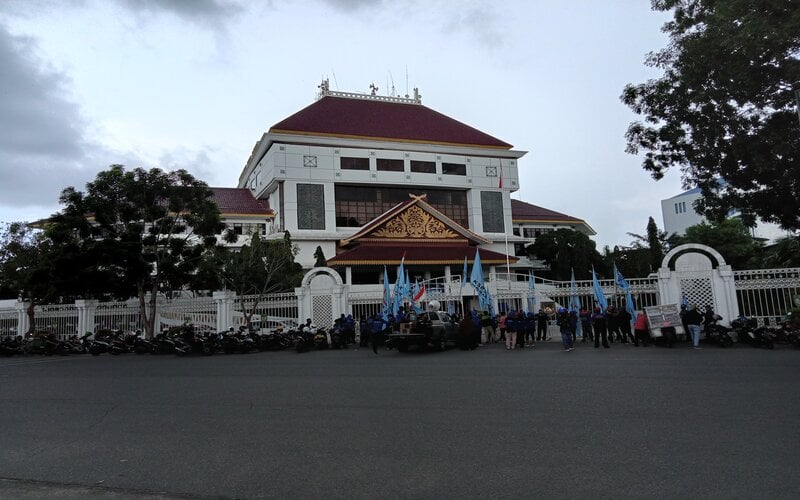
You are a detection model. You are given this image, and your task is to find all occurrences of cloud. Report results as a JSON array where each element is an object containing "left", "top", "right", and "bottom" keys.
[
  {"left": 441, "top": 4, "right": 505, "bottom": 50},
  {"left": 0, "top": 25, "right": 90, "bottom": 209},
  {"left": 115, "top": 0, "right": 245, "bottom": 30},
  {"left": 318, "top": 0, "right": 387, "bottom": 12}
]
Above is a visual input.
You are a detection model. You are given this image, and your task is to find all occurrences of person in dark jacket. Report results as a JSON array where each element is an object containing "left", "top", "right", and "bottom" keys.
[
  {"left": 579, "top": 307, "right": 593, "bottom": 343},
  {"left": 557, "top": 308, "right": 574, "bottom": 351},
  {"left": 606, "top": 306, "right": 620, "bottom": 343},
  {"left": 535, "top": 308, "right": 549, "bottom": 341},
  {"left": 618, "top": 308, "right": 633, "bottom": 343},
  {"left": 685, "top": 305, "right": 703, "bottom": 349},
  {"left": 370, "top": 314, "right": 387, "bottom": 354},
  {"left": 592, "top": 307, "right": 609, "bottom": 348}
]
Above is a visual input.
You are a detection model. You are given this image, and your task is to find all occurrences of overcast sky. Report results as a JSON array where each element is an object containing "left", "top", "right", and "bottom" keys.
[{"left": 0, "top": 0, "right": 682, "bottom": 249}]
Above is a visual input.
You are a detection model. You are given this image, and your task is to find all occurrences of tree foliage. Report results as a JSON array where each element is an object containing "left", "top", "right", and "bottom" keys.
[
  {"left": 622, "top": 0, "right": 800, "bottom": 231},
  {"left": 671, "top": 218, "right": 763, "bottom": 269},
  {"left": 55, "top": 165, "right": 224, "bottom": 337},
  {"left": 527, "top": 229, "right": 605, "bottom": 280},
  {"left": 213, "top": 231, "right": 303, "bottom": 330},
  {"left": 313, "top": 245, "right": 327, "bottom": 268}
]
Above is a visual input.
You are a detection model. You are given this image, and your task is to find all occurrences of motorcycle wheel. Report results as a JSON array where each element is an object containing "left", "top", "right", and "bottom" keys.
[{"left": 202, "top": 343, "right": 213, "bottom": 356}]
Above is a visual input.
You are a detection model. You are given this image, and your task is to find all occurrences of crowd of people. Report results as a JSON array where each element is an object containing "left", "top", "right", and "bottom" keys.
[{"left": 338, "top": 302, "right": 721, "bottom": 354}]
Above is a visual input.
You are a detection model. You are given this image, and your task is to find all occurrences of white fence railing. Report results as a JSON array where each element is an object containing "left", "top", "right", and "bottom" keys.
[
  {"left": 734, "top": 268, "right": 800, "bottom": 325},
  {"left": 1, "top": 265, "right": 798, "bottom": 336}
]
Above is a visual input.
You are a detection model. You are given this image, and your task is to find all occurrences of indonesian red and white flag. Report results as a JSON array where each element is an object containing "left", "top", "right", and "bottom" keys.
[{"left": 498, "top": 158, "right": 503, "bottom": 189}]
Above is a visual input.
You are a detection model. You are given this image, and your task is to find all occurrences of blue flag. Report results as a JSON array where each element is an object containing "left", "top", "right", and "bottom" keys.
[
  {"left": 592, "top": 267, "right": 608, "bottom": 311},
  {"left": 470, "top": 249, "right": 492, "bottom": 312},
  {"left": 614, "top": 263, "right": 636, "bottom": 319},
  {"left": 527, "top": 270, "right": 536, "bottom": 312},
  {"left": 461, "top": 257, "right": 468, "bottom": 288},
  {"left": 382, "top": 266, "right": 391, "bottom": 322},
  {"left": 392, "top": 258, "right": 405, "bottom": 317},
  {"left": 613, "top": 263, "right": 630, "bottom": 291},
  {"left": 568, "top": 268, "right": 580, "bottom": 312}
]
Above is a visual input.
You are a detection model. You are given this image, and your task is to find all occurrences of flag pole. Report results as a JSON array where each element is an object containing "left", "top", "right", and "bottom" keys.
[{"left": 500, "top": 158, "right": 511, "bottom": 312}]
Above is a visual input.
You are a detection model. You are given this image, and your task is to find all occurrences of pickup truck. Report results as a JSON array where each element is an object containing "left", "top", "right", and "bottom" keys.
[{"left": 388, "top": 311, "right": 458, "bottom": 352}]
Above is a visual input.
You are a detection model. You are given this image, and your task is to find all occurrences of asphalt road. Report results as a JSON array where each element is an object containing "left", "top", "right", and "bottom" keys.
[{"left": 1, "top": 341, "right": 798, "bottom": 499}]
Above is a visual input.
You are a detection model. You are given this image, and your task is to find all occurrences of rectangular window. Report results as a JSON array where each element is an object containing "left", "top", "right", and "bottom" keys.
[
  {"left": 480, "top": 191, "right": 505, "bottom": 233},
  {"left": 512, "top": 228, "right": 520, "bottom": 236},
  {"left": 514, "top": 243, "right": 527, "bottom": 256},
  {"left": 233, "top": 223, "right": 243, "bottom": 235},
  {"left": 410, "top": 160, "right": 436, "bottom": 174},
  {"left": 340, "top": 157, "right": 370, "bottom": 170},
  {"left": 376, "top": 159, "right": 404, "bottom": 172},
  {"left": 442, "top": 163, "right": 466, "bottom": 176},
  {"left": 334, "top": 186, "right": 467, "bottom": 227},
  {"left": 297, "top": 184, "right": 325, "bottom": 230}
]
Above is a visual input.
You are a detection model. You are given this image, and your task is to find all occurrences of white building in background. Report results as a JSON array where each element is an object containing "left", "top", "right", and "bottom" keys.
[
  {"left": 232, "top": 80, "right": 594, "bottom": 283},
  {"left": 661, "top": 188, "right": 792, "bottom": 243}
]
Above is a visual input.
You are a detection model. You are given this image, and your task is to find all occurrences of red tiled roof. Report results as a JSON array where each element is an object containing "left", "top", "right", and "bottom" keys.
[
  {"left": 511, "top": 199, "right": 584, "bottom": 223},
  {"left": 269, "top": 96, "right": 513, "bottom": 149},
  {"left": 210, "top": 187, "right": 274, "bottom": 217},
  {"left": 327, "top": 244, "right": 517, "bottom": 266}
]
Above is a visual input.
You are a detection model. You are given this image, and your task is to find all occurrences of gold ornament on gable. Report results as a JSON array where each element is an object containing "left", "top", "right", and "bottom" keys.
[{"left": 372, "top": 206, "right": 457, "bottom": 239}]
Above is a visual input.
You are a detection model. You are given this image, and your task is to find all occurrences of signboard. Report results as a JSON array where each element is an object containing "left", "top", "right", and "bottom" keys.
[{"left": 644, "top": 304, "right": 685, "bottom": 337}]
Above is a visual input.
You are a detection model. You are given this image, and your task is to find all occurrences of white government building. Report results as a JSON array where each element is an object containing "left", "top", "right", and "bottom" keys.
[{"left": 219, "top": 81, "right": 593, "bottom": 283}]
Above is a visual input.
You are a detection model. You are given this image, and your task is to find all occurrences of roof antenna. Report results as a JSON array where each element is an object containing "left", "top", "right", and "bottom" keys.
[
  {"left": 331, "top": 70, "right": 339, "bottom": 90},
  {"left": 369, "top": 82, "right": 378, "bottom": 95},
  {"left": 388, "top": 71, "right": 396, "bottom": 97},
  {"left": 405, "top": 65, "right": 409, "bottom": 98}
]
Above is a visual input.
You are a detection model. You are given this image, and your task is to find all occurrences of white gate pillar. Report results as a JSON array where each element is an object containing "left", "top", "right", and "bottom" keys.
[
  {"left": 213, "top": 291, "right": 236, "bottom": 332},
  {"left": 15, "top": 301, "right": 30, "bottom": 336},
  {"left": 75, "top": 299, "right": 99, "bottom": 335}
]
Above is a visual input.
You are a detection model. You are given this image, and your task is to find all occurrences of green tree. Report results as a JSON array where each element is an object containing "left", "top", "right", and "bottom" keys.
[
  {"left": 57, "top": 165, "right": 224, "bottom": 337},
  {"left": 672, "top": 218, "right": 763, "bottom": 269},
  {"left": 313, "top": 245, "right": 327, "bottom": 268},
  {"left": 622, "top": 0, "right": 800, "bottom": 231},
  {"left": 624, "top": 216, "right": 671, "bottom": 272},
  {"left": 215, "top": 232, "right": 303, "bottom": 330},
  {"left": 761, "top": 236, "right": 800, "bottom": 268},
  {"left": 527, "top": 229, "right": 605, "bottom": 281},
  {"left": 0, "top": 223, "right": 60, "bottom": 332}
]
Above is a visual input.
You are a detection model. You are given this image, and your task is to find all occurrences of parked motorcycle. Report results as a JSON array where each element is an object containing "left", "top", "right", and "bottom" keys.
[
  {"left": 703, "top": 323, "right": 734, "bottom": 347},
  {"left": 732, "top": 317, "right": 774, "bottom": 349},
  {"left": 0, "top": 336, "right": 23, "bottom": 356},
  {"left": 294, "top": 327, "right": 316, "bottom": 353},
  {"left": 109, "top": 330, "right": 137, "bottom": 355}
]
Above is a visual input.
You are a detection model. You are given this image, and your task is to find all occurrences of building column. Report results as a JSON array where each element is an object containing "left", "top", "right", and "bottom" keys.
[{"left": 345, "top": 267, "right": 352, "bottom": 285}]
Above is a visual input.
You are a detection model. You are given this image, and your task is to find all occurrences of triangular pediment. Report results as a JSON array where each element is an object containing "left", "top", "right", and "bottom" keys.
[{"left": 341, "top": 194, "right": 490, "bottom": 246}]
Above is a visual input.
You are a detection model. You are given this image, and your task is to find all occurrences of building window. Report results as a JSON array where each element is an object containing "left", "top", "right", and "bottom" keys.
[
  {"left": 376, "top": 159, "right": 404, "bottom": 172},
  {"left": 232, "top": 223, "right": 243, "bottom": 235},
  {"left": 335, "top": 185, "right": 468, "bottom": 227},
  {"left": 480, "top": 191, "right": 504, "bottom": 233},
  {"left": 303, "top": 155, "right": 317, "bottom": 167},
  {"left": 514, "top": 243, "right": 527, "bottom": 256},
  {"left": 410, "top": 160, "right": 436, "bottom": 174},
  {"left": 340, "top": 157, "right": 370, "bottom": 170},
  {"left": 442, "top": 163, "right": 466, "bottom": 176},
  {"left": 486, "top": 166, "right": 497, "bottom": 177},
  {"left": 512, "top": 227, "right": 520, "bottom": 236},
  {"left": 675, "top": 201, "right": 687, "bottom": 214},
  {"left": 297, "top": 184, "right": 325, "bottom": 230}
]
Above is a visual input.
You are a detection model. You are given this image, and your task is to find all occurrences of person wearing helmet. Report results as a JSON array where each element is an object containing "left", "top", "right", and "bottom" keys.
[
  {"left": 556, "top": 307, "right": 573, "bottom": 351},
  {"left": 591, "top": 306, "right": 609, "bottom": 348}
]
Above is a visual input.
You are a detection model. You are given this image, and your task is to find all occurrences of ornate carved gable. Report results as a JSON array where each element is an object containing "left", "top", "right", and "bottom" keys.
[
  {"left": 341, "top": 193, "right": 490, "bottom": 246},
  {"left": 372, "top": 205, "right": 458, "bottom": 240}
]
